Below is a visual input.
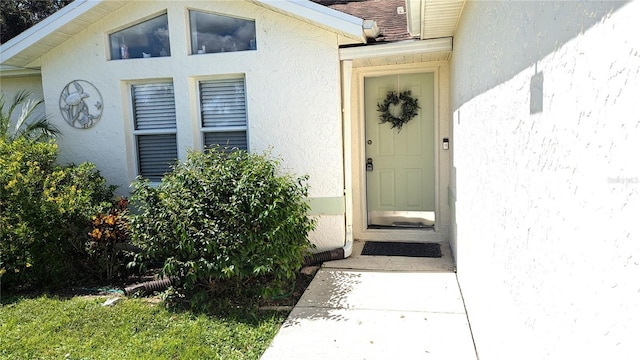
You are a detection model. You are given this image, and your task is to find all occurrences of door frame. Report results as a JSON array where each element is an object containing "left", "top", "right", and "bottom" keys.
[{"left": 347, "top": 62, "right": 449, "bottom": 243}]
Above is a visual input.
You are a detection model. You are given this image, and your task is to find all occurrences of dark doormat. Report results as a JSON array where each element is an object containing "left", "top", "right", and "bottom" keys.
[{"left": 360, "top": 241, "right": 442, "bottom": 258}]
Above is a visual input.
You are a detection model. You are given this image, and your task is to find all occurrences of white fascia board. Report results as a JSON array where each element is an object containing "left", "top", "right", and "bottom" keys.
[
  {"left": 253, "top": 0, "right": 366, "bottom": 43},
  {"left": 0, "top": 65, "right": 41, "bottom": 77},
  {"left": 405, "top": 0, "right": 423, "bottom": 37},
  {"left": 339, "top": 37, "right": 452, "bottom": 60},
  {"left": 0, "top": 0, "right": 102, "bottom": 65}
]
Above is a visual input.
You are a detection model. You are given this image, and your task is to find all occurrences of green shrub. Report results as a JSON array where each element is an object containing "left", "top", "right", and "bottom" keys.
[
  {"left": 129, "top": 147, "right": 316, "bottom": 307},
  {"left": 0, "top": 138, "right": 57, "bottom": 288},
  {"left": 0, "top": 137, "right": 118, "bottom": 290}
]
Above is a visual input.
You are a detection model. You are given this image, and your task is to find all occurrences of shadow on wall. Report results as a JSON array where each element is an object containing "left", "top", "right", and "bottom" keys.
[
  {"left": 447, "top": 0, "right": 631, "bottom": 261},
  {"left": 451, "top": 0, "right": 628, "bottom": 110}
]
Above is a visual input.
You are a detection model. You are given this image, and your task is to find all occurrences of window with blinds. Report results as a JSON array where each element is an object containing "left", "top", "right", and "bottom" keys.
[
  {"left": 199, "top": 77, "right": 248, "bottom": 151},
  {"left": 131, "top": 82, "right": 177, "bottom": 181}
]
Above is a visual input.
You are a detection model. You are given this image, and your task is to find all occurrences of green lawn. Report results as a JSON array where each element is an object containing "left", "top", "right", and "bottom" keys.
[{"left": 0, "top": 295, "right": 287, "bottom": 359}]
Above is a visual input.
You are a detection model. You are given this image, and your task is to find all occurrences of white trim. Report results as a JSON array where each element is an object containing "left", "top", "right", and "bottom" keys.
[
  {"left": 132, "top": 128, "right": 177, "bottom": 136},
  {"left": 339, "top": 38, "right": 452, "bottom": 60},
  {"left": 341, "top": 59, "right": 354, "bottom": 256},
  {"left": 349, "top": 62, "right": 449, "bottom": 243},
  {"left": 257, "top": 0, "right": 362, "bottom": 25},
  {"left": 250, "top": 0, "right": 366, "bottom": 43},
  {"left": 1, "top": 0, "right": 367, "bottom": 68},
  {"left": 406, "top": 0, "right": 422, "bottom": 37},
  {"left": 0, "top": 0, "right": 125, "bottom": 65},
  {"left": 0, "top": 65, "right": 41, "bottom": 77}
]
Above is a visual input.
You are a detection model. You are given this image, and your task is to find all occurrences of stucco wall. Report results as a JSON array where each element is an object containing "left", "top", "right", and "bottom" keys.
[
  {"left": 0, "top": 75, "right": 44, "bottom": 124},
  {"left": 450, "top": 1, "right": 640, "bottom": 359},
  {"left": 39, "top": 0, "right": 347, "bottom": 251}
]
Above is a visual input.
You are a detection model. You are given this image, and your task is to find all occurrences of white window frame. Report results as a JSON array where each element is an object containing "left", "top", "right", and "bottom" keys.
[
  {"left": 188, "top": 9, "right": 257, "bottom": 55},
  {"left": 108, "top": 12, "right": 171, "bottom": 60},
  {"left": 130, "top": 81, "right": 178, "bottom": 181},
  {"left": 198, "top": 75, "right": 249, "bottom": 152}
]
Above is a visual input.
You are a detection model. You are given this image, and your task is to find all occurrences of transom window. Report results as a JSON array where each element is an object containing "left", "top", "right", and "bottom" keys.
[
  {"left": 109, "top": 14, "right": 171, "bottom": 60},
  {"left": 131, "top": 82, "right": 177, "bottom": 181},
  {"left": 199, "top": 77, "right": 248, "bottom": 151},
  {"left": 189, "top": 10, "right": 256, "bottom": 55}
]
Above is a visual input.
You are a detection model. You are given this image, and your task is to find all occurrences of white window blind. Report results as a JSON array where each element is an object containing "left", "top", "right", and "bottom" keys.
[
  {"left": 200, "top": 77, "right": 248, "bottom": 151},
  {"left": 132, "top": 82, "right": 177, "bottom": 181}
]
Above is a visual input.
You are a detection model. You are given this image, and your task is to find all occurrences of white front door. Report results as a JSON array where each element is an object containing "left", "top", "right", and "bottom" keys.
[{"left": 364, "top": 73, "right": 435, "bottom": 227}]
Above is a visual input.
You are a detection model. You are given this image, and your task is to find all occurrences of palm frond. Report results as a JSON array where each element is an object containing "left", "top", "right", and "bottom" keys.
[
  {"left": 7, "top": 90, "right": 33, "bottom": 119},
  {"left": 1, "top": 89, "right": 60, "bottom": 142},
  {"left": 15, "top": 117, "right": 61, "bottom": 142}
]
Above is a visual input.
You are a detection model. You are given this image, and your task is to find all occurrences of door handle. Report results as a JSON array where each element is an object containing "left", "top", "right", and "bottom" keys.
[{"left": 366, "top": 158, "right": 373, "bottom": 172}]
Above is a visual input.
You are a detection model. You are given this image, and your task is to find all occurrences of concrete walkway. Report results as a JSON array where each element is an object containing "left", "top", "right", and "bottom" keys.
[{"left": 261, "top": 241, "right": 478, "bottom": 360}]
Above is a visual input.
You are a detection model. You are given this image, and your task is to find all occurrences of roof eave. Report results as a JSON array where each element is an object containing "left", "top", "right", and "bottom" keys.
[
  {"left": 0, "top": 0, "right": 112, "bottom": 68},
  {"left": 417, "top": 0, "right": 466, "bottom": 39},
  {"left": 250, "top": 0, "right": 368, "bottom": 44},
  {"left": 0, "top": 65, "right": 42, "bottom": 77},
  {"left": 1, "top": 0, "right": 370, "bottom": 71},
  {"left": 339, "top": 37, "right": 452, "bottom": 60}
]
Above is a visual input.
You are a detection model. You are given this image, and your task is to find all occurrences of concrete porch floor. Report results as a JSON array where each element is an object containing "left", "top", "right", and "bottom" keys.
[{"left": 260, "top": 240, "right": 478, "bottom": 360}]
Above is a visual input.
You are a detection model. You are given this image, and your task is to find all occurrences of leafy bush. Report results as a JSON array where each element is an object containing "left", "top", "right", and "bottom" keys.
[
  {"left": 0, "top": 137, "right": 118, "bottom": 290},
  {"left": 0, "top": 138, "right": 57, "bottom": 288},
  {"left": 129, "top": 147, "right": 316, "bottom": 307}
]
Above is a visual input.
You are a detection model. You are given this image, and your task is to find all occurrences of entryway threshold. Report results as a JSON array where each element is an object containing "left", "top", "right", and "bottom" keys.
[
  {"left": 322, "top": 239, "right": 455, "bottom": 272},
  {"left": 261, "top": 241, "right": 477, "bottom": 360}
]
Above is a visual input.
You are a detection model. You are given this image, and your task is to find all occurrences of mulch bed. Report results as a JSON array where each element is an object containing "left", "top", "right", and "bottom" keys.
[{"left": 2, "top": 266, "right": 320, "bottom": 311}]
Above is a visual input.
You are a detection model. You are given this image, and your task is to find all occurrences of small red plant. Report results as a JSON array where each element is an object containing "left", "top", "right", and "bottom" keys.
[
  {"left": 89, "top": 197, "right": 129, "bottom": 245},
  {"left": 86, "top": 197, "right": 130, "bottom": 280}
]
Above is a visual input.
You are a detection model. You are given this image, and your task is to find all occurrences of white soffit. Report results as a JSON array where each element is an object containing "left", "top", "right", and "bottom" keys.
[
  {"left": 421, "top": 0, "right": 466, "bottom": 39},
  {"left": 0, "top": 0, "right": 127, "bottom": 69},
  {"left": 339, "top": 38, "right": 452, "bottom": 61}
]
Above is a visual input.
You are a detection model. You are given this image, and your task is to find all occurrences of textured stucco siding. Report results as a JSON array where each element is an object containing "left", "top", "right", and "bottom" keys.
[
  {"left": 0, "top": 76, "right": 44, "bottom": 123},
  {"left": 450, "top": 1, "right": 640, "bottom": 359},
  {"left": 38, "top": 0, "right": 347, "bottom": 250}
]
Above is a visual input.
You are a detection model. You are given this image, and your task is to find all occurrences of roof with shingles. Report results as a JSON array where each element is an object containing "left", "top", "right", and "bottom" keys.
[{"left": 312, "top": 0, "right": 417, "bottom": 43}]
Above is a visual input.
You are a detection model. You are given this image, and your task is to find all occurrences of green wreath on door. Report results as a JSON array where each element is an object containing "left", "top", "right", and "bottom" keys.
[{"left": 377, "top": 90, "right": 420, "bottom": 131}]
